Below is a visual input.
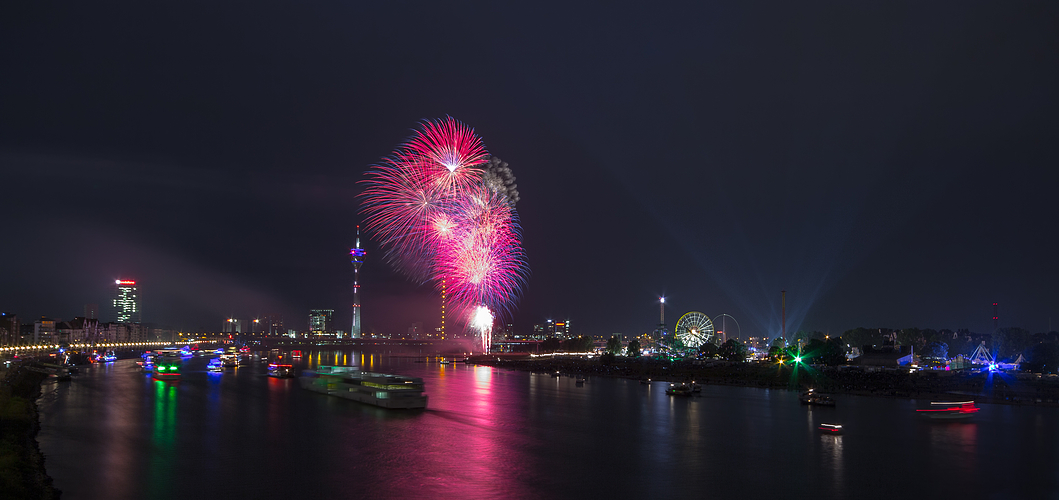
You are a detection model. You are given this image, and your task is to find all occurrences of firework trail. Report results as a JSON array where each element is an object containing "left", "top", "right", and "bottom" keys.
[
  {"left": 471, "top": 306, "right": 494, "bottom": 352},
  {"left": 359, "top": 117, "right": 528, "bottom": 349}
]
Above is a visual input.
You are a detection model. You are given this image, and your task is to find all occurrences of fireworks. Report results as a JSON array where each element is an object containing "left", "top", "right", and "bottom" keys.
[
  {"left": 470, "top": 306, "right": 494, "bottom": 352},
  {"left": 359, "top": 117, "right": 527, "bottom": 350}
]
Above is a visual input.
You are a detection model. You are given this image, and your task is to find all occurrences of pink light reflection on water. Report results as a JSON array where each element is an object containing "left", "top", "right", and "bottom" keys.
[{"left": 326, "top": 359, "right": 538, "bottom": 498}]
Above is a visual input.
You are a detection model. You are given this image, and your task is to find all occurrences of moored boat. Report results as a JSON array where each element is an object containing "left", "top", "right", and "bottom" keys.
[
  {"left": 666, "top": 383, "right": 693, "bottom": 396},
  {"left": 800, "top": 389, "right": 836, "bottom": 407}
]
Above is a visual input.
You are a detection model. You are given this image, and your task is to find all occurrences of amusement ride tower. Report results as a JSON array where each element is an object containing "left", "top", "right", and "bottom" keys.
[{"left": 350, "top": 226, "right": 366, "bottom": 339}]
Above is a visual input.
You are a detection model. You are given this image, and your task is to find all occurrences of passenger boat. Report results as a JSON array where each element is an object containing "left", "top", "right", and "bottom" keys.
[
  {"left": 291, "top": 350, "right": 303, "bottom": 359},
  {"left": 220, "top": 354, "right": 238, "bottom": 367},
  {"left": 268, "top": 363, "right": 295, "bottom": 378},
  {"left": 916, "top": 401, "right": 979, "bottom": 420},
  {"left": 207, "top": 358, "right": 224, "bottom": 372},
  {"left": 818, "top": 423, "right": 843, "bottom": 434},
  {"left": 666, "top": 383, "right": 693, "bottom": 396},
  {"left": 575, "top": 377, "right": 586, "bottom": 386},
  {"left": 800, "top": 389, "right": 836, "bottom": 407},
  {"left": 299, "top": 366, "right": 428, "bottom": 409},
  {"left": 100, "top": 351, "right": 118, "bottom": 362},
  {"left": 152, "top": 360, "right": 181, "bottom": 380}
]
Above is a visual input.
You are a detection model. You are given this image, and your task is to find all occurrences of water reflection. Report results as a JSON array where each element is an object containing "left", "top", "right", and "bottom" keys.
[
  {"left": 34, "top": 354, "right": 1059, "bottom": 500},
  {"left": 148, "top": 381, "right": 177, "bottom": 490}
]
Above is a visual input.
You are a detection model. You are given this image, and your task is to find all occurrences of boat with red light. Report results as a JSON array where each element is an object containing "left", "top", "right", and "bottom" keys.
[
  {"left": 916, "top": 401, "right": 979, "bottom": 420},
  {"left": 818, "top": 423, "right": 843, "bottom": 434}
]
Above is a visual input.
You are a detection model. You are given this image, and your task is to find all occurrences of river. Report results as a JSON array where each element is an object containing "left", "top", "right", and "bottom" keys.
[{"left": 35, "top": 350, "right": 1059, "bottom": 499}]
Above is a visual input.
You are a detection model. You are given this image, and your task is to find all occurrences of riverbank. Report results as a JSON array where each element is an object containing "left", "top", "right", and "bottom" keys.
[
  {"left": 470, "top": 356, "right": 1059, "bottom": 407},
  {"left": 0, "top": 364, "right": 62, "bottom": 499}
]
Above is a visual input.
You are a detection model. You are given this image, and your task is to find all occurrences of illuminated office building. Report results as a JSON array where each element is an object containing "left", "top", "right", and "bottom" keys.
[{"left": 113, "top": 279, "right": 140, "bottom": 323}]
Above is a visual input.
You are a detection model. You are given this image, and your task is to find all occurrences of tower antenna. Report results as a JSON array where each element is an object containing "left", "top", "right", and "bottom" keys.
[{"left": 781, "top": 290, "right": 787, "bottom": 343}]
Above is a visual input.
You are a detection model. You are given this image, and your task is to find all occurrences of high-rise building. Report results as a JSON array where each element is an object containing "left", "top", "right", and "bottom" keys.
[
  {"left": 262, "top": 313, "right": 284, "bottom": 336},
  {"left": 34, "top": 317, "right": 57, "bottom": 344},
  {"left": 223, "top": 318, "right": 243, "bottom": 334},
  {"left": 0, "top": 312, "right": 18, "bottom": 346},
  {"left": 84, "top": 304, "right": 98, "bottom": 320},
  {"left": 350, "top": 227, "right": 366, "bottom": 339},
  {"left": 113, "top": 279, "right": 140, "bottom": 323},
  {"left": 533, "top": 319, "right": 572, "bottom": 339},
  {"left": 309, "top": 309, "right": 334, "bottom": 337}
]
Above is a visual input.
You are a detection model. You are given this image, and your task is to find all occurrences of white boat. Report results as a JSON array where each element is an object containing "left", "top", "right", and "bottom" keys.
[{"left": 300, "top": 366, "right": 427, "bottom": 409}]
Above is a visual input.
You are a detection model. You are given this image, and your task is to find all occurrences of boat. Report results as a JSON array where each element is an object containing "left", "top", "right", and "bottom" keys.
[
  {"left": 691, "top": 382, "right": 702, "bottom": 393},
  {"left": 551, "top": 371, "right": 561, "bottom": 378},
  {"left": 666, "top": 383, "right": 693, "bottom": 396},
  {"left": 152, "top": 360, "right": 181, "bottom": 380},
  {"left": 291, "top": 350, "right": 303, "bottom": 359},
  {"left": 800, "top": 389, "right": 836, "bottom": 407},
  {"left": 100, "top": 351, "right": 117, "bottom": 362},
  {"left": 818, "top": 423, "right": 843, "bottom": 434},
  {"left": 640, "top": 378, "right": 652, "bottom": 385},
  {"left": 299, "top": 366, "right": 428, "bottom": 409},
  {"left": 916, "top": 401, "right": 980, "bottom": 420},
  {"left": 35, "top": 363, "right": 73, "bottom": 381},
  {"left": 268, "top": 363, "right": 295, "bottom": 378},
  {"left": 220, "top": 354, "right": 238, "bottom": 367},
  {"left": 575, "top": 377, "right": 586, "bottom": 386},
  {"left": 207, "top": 358, "right": 224, "bottom": 372}
]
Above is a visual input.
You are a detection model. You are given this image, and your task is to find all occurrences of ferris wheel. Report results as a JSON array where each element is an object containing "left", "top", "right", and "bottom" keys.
[{"left": 674, "top": 311, "right": 715, "bottom": 348}]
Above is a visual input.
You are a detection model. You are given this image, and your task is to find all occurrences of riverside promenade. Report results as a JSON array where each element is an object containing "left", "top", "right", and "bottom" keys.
[{"left": 470, "top": 355, "right": 1059, "bottom": 407}]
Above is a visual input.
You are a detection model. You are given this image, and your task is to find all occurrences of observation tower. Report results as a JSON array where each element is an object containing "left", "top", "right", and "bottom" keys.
[{"left": 350, "top": 226, "right": 366, "bottom": 339}]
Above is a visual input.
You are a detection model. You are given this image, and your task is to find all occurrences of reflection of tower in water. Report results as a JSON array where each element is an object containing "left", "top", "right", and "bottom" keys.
[{"left": 350, "top": 227, "right": 366, "bottom": 339}]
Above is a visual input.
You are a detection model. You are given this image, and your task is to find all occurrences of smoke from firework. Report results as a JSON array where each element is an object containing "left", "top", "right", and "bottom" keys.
[{"left": 480, "top": 156, "right": 519, "bottom": 206}]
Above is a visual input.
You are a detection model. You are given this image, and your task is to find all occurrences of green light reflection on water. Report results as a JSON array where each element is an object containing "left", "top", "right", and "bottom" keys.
[{"left": 148, "top": 380, "right": 177, "bottom": 492}]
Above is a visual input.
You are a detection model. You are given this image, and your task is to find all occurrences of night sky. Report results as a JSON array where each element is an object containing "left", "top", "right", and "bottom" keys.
[{"left": 2, "top": 2, "right": 1057, "bottom": 339}]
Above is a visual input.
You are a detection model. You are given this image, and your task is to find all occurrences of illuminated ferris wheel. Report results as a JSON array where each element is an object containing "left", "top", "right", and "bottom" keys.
[{"left": 675, "top": 312, "right": 715, "bottom": 348}]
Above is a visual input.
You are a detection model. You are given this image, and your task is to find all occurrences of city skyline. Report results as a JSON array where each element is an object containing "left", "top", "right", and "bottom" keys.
[{"left": 1, "top": 2, "right": 1056, "bottom": 339}]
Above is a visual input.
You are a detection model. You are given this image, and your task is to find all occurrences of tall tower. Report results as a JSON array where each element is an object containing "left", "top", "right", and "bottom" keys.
[
  {"left": 781, "top": 290, "right": 787, "bottom": 342},
  {"left": 113, "top": 279, "right": 140, "bottom": 323},
  {"left": 350, "top": 227, "right": 366, "bottom": 339},
  {"left": 440, "top": 279, "right": 447, "bottom": 340},
  {"left": 992, "top": 302, "right": 999, "bottom": 333}
]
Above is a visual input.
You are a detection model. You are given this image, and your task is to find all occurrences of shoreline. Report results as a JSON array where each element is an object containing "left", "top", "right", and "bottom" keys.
[
  {"left": 0, "top": 364, "right": 62, "bottom": 500},
  {"left": 468, "top": 356, "right": 1059, "bottom": 408}
]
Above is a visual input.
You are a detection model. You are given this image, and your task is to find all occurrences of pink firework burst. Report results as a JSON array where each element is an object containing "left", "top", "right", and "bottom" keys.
[
  {"left": 359, "top": 116, "right": 528, "bottom": 331},
  {"left": 360, "top": 117, "right": 489, "bottom": 282},
  {"left": 435, "top": 186, "right": 527, "bottom": 318}
]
